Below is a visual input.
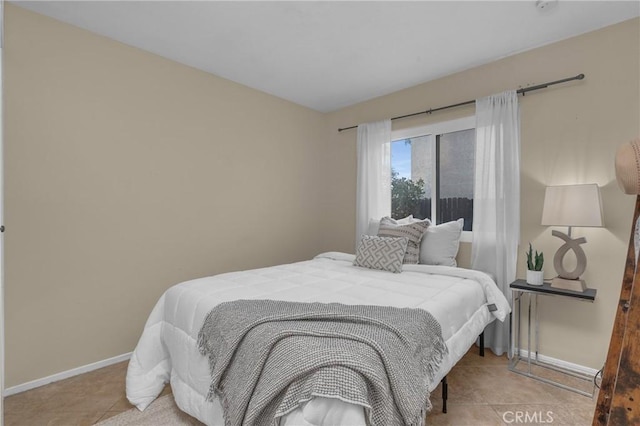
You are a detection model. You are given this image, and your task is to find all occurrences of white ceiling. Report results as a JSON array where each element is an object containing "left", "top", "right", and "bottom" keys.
[{"left": 13, "top": 1, "right": 640, "bottom": 112}]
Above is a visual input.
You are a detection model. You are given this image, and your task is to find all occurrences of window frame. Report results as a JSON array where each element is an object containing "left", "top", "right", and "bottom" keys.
[{"left": 391, "top": 116, "right": 475, "bottom": 242}]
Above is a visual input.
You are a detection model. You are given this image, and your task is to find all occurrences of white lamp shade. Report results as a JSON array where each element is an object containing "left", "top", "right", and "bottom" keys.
[{"left": 541, "top": 184, "right": 604, "bottom": 227}]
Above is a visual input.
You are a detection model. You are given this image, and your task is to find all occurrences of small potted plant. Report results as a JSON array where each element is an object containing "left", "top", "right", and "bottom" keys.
[{"left": 526, "top": 243, "right": 544, "bottom": 286}]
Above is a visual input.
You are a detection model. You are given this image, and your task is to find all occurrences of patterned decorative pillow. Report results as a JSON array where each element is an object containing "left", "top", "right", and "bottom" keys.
[
  {"left": 353, "top": 235, "right": 409, "bottom": 273},
  {"left": 377, "top": 217, "right": 430, "bottom": 264}
]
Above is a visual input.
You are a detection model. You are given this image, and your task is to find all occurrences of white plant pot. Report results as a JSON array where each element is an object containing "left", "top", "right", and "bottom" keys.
[{"left": 526, "top": 270, "right": 544, "bottom": 286}]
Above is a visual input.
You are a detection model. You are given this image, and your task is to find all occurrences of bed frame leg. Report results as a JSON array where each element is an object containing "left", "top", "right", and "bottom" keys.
[
  {"left": 479, "top": 331, "right": 485, "bottom": 357},
  {"left": 441, "top": 376, "right": 448, "bottom": 414}
]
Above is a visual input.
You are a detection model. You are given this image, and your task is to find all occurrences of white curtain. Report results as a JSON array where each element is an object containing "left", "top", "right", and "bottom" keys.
[
  {"left": 355, "top": 120, "right": 391, "bottom": 247},
  {"left": 471, "top": 91, "right": 520, "bottom": 356}
]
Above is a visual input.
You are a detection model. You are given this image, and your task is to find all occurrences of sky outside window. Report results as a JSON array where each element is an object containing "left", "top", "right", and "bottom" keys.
[{"left": 391, "top": 140, "right": 412, "bottom": 179}]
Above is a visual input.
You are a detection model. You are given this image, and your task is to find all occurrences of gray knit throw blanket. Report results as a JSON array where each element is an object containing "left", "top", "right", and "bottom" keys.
[{"left": 197, "top": 299, "right": 448, "bottom": 426}]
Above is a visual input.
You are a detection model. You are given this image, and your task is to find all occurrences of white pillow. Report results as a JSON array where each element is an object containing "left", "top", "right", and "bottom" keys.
[
  {"left": 366, "top": 215, "right": 418, "bottom": 236},
  {"left": 419, "top": 219, "right": 464, "bottom": 267},
  {"left": 396, "top": 215, "right": 419, "bottom": 225}
]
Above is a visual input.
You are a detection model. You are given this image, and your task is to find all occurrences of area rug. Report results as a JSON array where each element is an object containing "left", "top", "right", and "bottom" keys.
[{"left": 95, "top": 395, "right": 204, "bottom": 425}]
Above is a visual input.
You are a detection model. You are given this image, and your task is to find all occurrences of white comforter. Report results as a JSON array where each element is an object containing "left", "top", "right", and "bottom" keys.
[{"left": 127, "top": 252, "right": 510, "bottom": 425}]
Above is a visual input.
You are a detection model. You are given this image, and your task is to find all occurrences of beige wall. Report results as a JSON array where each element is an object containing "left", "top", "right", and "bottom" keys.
[
  {"left": 324, "top": 18, "right": 640, "bottom": 369},
  {"left": 4, "top": 5, "right": 327, "bottom": 387},
  {"left": 5, "top": 3, "right": 639, "bottom": 389}
]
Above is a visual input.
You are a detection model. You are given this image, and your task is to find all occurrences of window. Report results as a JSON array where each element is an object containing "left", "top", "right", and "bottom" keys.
[{"left": 390, "top": 116, "right": 475, "bottom": 235}]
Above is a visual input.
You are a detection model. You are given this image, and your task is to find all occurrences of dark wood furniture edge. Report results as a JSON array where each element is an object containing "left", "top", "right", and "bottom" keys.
[{"left": 593, "top": 195, "right": 640, "bottom": 425}]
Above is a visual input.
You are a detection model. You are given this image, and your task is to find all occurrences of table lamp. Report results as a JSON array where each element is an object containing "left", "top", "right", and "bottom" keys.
[{"left": 541, "top": 184, "right": 604, "bottom": 291}]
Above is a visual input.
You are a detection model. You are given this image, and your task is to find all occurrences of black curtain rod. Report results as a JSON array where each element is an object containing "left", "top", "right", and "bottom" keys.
[{"left": 337, "top": 73, "right": 585, "bottom": 132}]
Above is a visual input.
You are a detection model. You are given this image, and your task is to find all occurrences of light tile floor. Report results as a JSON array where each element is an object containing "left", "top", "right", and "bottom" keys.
[
  {"left": 427, "top": 350, "right": 598, "bottom": 425},
  {"left": 4, "top": 349, "right": 597, "bottom": 425}
]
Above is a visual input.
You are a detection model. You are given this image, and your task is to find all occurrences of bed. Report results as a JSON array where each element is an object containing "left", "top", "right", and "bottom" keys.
[{"left": 126, "top": 251, "right": 510, "bottom": 425}]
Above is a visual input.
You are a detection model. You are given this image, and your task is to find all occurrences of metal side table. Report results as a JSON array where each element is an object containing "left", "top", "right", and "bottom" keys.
[{"left": 509, "top": 279, "right": 597, "bottom": 397}]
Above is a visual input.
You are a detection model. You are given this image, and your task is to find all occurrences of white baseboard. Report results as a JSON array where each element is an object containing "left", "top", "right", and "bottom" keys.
[
  {"left": 517, "top": 349, "right": 599, "bottom": 377},
  {"left": 3, "top": 349, "right": 598, "bottom": 397},
  {"left": 3, "top": 352, "right": 132, "bottom": 397}
]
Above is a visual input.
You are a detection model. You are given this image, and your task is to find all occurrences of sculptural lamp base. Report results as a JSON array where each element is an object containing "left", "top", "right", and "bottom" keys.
[
  {"left": 541, "top": 184, "right": 604, "bottom": 292},
  {"left": 550, "top": 229, "right": 589, "bottom": 293},
  {"left": 551, "top": 277, "right": 587, "bottom": 292}
]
